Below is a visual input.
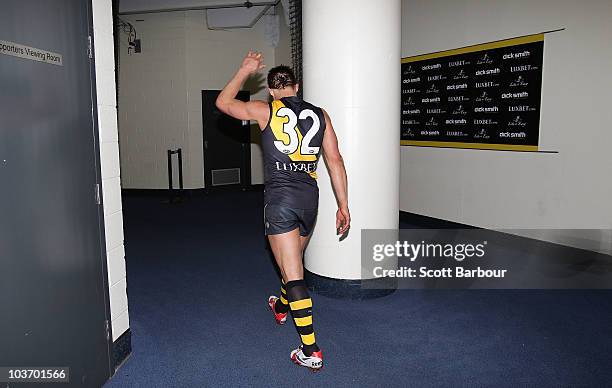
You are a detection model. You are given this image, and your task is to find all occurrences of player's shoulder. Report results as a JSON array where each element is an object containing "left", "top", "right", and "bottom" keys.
[
  {"left": 248, "top": 99, "right": 269, "bottom": 109},
  {"left": 300, "top": 99, "right": 326, "bottom": 115},
  {"left": 248, "top": 99, "right": 270, "bottom": 113},
  {"left": 247, "top": 100, "right": 270, "bottom": 123}
]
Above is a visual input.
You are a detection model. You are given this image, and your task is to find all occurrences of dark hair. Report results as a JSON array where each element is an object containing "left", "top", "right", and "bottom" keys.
[{"left": 267, "top": 65, "right": 297, "bottom": 89}]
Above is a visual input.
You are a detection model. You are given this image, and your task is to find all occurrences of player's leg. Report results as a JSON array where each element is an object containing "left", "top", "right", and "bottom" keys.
[
  {"left": 267, "top": 229, "right": 301, "bottom": 324},
  {"left": 269, "top": 231, "right": 322, "bottom": 370},
  {"left": 268, "top": 233, "right": 309, "bottom": 323},
  {"left": 268, "top": 227, "right": 303, "bottom": 281}
]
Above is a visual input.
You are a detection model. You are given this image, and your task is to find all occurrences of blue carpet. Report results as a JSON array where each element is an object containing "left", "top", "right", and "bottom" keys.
[{"left": 104, "top": 190, "right": 612, "bottom": 387}]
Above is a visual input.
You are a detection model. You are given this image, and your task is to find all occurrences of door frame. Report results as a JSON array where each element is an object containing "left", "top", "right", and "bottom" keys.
[
  {"left": 85, "top": 0, "right": 115, "bottom": 378},
  {"left": 201, "top": 89, "right": 252, "bottom": 191}
]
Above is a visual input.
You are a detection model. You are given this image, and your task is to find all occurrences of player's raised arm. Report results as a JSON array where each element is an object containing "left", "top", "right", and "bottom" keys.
[
  {"left": 216, "top": 51, "right": 269, "bottom": 126},
  {"left": 321, "top": 109, "right": 351, "bottom": 235}
]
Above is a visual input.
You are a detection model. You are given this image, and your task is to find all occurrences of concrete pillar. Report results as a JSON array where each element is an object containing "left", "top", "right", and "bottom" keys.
[{"left": 303, "top": 0, "right": 401, "bottom": 297}]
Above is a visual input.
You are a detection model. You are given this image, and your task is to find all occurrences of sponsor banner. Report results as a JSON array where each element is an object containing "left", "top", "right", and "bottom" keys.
[
  {"left": 361, "top": 229, "right": 612, "bottom": 289},
  {"left": 401, "top": 34, "right": 543, "bottom": 151}
]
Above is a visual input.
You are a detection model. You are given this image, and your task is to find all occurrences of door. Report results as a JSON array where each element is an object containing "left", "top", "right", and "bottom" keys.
[
  {"left": 0, "top": 1, "right": 112, "bottom": 387},
  {"left": 202, "top": 90, "right": 251, "bottom": 189}
]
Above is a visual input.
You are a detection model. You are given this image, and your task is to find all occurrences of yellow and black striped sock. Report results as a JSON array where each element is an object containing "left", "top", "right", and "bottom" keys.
[
  {"left": 286, "top": 279, "right": 320, "bottom": 356},
  {"left": 275, "top": 280, "right": 289, "bottom": 314}
]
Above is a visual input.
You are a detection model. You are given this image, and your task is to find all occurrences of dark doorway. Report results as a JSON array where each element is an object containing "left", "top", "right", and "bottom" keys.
[
  {"left": 202, "top": 90, "right": 251, "bottom": 190},
  {"left": 0, "top": 0, "right": 112, "bottom": 386}
]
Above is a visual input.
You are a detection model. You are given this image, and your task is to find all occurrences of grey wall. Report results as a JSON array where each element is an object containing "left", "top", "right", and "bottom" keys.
[{"left": 400, "top": 0, "right": 612, "bottom": 254}]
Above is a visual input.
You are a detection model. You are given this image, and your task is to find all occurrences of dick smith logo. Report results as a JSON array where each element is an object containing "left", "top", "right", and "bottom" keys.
[
  {"left": 474, "top": 106, "right": 499, "bottom": 113},
  {"left": 502, "top": 91, "right": 528, "bottom": 99},
  {"left": 403, "top": 108, "right": 420, "bottom": 114},
  {"left": 475, "top": 67, "right": 500, "bottom": 76},
  {"left": 421, "top": 130, "right": 440, "bottom": 136},
  {"left": 422, "top": 63, "right": 442, "bottom": 71},
  {"left": 422, "top": 97, "right": 441, "bottom": 103},
  {"left": 503, "top": 50, "right": 530, "bottom": 60},
  {"left": 446, "top": 118, "right": 467, "bottom": 125},
  {"left": 403, "top": 77, "right": 420, "bottom": 84},
  {"left": 500, "top": 131, "right": 527, "bottom": 138},
  {"left": 447, "top": 83, "right": 468, "bottom": 90}
]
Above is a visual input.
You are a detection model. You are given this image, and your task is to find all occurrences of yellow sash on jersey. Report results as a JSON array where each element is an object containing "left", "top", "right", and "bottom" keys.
[{"left": 270, "top": 100, "right": 318, "bottom": 179}]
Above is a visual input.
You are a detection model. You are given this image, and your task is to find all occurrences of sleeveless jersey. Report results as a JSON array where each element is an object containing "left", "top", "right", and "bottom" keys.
[{"left": 261, "top": 96, "right": 326, "bottom": 210}]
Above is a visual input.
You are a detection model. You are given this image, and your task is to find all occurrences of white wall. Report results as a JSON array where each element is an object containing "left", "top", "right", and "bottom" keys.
[
  {"left": 118, "top": 10, "right": 284, "bottom": 188},
  {"left": 92, "top": 0, "right": 129, "bottom": 342},
  {"left": 274, "top": 3, "right": 291, "bottom": 69},
  {"left": 400, "top": 0, "right": 612, "bottom": 253}
]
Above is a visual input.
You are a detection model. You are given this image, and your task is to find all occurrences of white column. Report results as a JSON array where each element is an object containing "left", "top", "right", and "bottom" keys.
[{"left": 303, "top": 0, "right": 401, "bottom": 280}]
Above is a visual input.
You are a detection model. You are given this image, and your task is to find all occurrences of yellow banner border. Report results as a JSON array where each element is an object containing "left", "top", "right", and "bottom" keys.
[
  {"left": 400, "top": 140, "right": 538, "bottom": 152},
  {"left": 401, "top": 33, "right": 544, "bottom": 63}
]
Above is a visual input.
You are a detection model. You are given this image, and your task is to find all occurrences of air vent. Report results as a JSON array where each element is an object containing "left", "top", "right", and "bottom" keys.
[{"left": 211, "top": 168, "right": 240, "bottom": 186}]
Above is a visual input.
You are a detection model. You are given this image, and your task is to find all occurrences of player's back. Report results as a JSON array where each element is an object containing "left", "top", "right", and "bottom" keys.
[{"left": 261, "top": 96, "right": 326, "bottom": 209}]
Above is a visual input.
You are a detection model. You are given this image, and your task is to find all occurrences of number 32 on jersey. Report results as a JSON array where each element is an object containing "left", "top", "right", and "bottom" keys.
[{"left": 269, "top": 100, "right": 321, "bottom": 162}]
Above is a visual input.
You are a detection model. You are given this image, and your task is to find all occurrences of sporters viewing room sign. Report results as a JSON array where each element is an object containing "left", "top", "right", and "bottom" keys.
[
  {"left": 400, "top": 34, "right": 543, "bottom": 151},
  {"left": 0, "top": 40, "right": 63, "bottom": 66}
]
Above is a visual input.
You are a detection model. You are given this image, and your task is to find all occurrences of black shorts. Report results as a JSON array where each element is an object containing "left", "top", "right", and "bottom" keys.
[{"left": 264, "top": 204, "right": 318, "bottom": 237}]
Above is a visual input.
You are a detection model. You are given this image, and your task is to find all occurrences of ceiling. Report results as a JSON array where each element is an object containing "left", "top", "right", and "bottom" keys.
[{"left": 118, "top": 0, "right": 276, "bottom": 14}]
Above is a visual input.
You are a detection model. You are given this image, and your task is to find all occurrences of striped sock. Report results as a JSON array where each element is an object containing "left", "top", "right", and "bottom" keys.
[
  {"left": 275, "top": 280, "right": 289, "bottom": 314},
  {"left": 286, "top": 279, "right": 319, "bottom": 356}
]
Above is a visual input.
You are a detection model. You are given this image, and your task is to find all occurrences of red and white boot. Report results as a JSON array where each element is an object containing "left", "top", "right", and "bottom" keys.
[
  {"left": 290, "top": 345, "right": 323, "bottom": 371},
  {"left": 267, "top": 296, "right": 288, "bottom": 325}
]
